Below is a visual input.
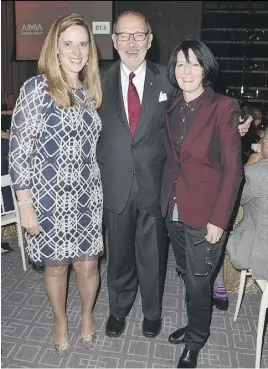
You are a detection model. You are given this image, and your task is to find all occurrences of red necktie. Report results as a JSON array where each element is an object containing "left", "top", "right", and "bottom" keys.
[{"left": 127, "top": 72, "right": 141, "bottom": 136}]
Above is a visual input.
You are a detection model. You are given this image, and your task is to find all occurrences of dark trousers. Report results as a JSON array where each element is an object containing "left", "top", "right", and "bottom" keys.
[
  {"left": 166, "top": 217, "right": 226, "bottom": 350},
  {"left": 104, "top": 177, "right": 168, "bottom": 321}
]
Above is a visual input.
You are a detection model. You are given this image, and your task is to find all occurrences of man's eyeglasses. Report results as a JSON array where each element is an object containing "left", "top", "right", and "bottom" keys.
[{"left": 114, "top": 31, "right": 150, "bottom": 42}]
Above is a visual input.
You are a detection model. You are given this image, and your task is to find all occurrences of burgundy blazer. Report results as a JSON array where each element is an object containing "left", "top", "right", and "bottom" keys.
[{"left": 161, "top": 87, "right": 244, "bottom": 230}]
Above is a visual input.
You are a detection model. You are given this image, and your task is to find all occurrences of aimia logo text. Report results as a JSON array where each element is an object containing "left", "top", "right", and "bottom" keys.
[{"left": 22, "top": 24, "right": 43, "bottom": 35}]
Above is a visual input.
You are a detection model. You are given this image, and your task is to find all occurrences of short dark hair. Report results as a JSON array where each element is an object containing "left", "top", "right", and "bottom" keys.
[{"left": 167, "top": 39, "right": 219, "bottom": 89}]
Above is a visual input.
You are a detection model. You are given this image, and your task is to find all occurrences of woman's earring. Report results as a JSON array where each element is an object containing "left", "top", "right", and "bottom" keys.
[{"left": 86, "top": 62, "right": 89, "bottom": 66}]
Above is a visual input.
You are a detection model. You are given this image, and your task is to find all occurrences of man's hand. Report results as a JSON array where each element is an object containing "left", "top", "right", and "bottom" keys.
[
  {"left": 206, "top": 223, "right": 223, "bottom": 244},
  {"left": 238, "top": 115, "right": 253, "bottom": 136}
]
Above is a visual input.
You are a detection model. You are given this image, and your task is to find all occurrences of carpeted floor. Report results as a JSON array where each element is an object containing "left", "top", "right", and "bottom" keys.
[{"left": 1, "top": 239, "right": 268, "bottom": 368}]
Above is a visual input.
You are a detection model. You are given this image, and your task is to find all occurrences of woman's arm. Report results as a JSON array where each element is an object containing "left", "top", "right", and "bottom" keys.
[
  {"left": 209, "top": 98, "right": 244, "bottom": 230},
  {"left": 9, "top": 77, "right": 44, "bottom": 235}
]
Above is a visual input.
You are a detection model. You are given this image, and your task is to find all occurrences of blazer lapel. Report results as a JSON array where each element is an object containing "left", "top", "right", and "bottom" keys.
[
  {"left": 179, "top": 88, "right": 217, "bottom": 157},
  {"left": 133, "top": 62, "right": 160, "bottom": 138},
  {"left": 166, "top": 95, "right": 183, "bottom": 162},
  {"left": 108, "top": 62, "right": 129, "bottom": 133}
]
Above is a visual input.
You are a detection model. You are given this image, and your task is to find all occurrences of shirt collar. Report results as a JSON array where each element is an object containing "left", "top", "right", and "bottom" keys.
[
  {"left": 183, "top": 87, "right": 210, "bottom": 111},
  {"left": 121, "top": 60, "right": 146, "bottom": 79}
]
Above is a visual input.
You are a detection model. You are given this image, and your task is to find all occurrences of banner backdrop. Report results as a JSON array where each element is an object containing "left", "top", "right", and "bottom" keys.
[{"left": 15, "top": 1, "right": 113, "bottom": 60}]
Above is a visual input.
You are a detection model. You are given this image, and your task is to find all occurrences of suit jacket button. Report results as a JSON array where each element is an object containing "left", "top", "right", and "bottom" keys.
[{"left": 128, "top": 168, "right": 132, "bottom": 172}]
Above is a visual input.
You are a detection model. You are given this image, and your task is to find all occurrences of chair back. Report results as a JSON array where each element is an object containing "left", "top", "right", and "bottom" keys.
[
  {"left": 255, "top": 279, "right": 267, "bottom": 293},
  {"left": 1, "top": 173, "right": 27, "bottom": 271}
]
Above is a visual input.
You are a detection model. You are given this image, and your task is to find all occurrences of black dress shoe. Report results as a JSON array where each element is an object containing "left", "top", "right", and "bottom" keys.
[
  {"left": 142, "top": 318, "right": 162, "bottom": 338},
  {"left": 213, "top": 296, "right": 229, "bottom": 311},
  {"left": 168, "top": 326, "right": 187, "bottom": 344},
  {"left": 105, "top": 315, "right": 126, "bottom": 337},
  {"left": 1, "top": 242, "right": 14, "bottom": 254},
  {"left": 177, "top": 347, "right": 199, "bottom": 368}
]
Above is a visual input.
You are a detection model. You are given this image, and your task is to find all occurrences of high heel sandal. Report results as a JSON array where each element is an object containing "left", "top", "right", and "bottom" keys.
[
  {"left": 54, "top": 342, "right": 70, "bottom": 357},
  {"left": 79, "top": 333, "right": 96, "bottom": 349}
]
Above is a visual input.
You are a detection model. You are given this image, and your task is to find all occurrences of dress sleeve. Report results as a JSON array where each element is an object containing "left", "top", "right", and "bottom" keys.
[{"left": 9, "top": 77, "right": 45, "bottom": 191}]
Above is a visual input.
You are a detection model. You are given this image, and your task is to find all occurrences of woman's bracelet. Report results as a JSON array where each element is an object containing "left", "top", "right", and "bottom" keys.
[{"left": 17, "top": 198, "right": 33, "bottom": 208}]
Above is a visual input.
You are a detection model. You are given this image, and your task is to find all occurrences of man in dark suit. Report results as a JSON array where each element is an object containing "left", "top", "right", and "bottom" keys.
[{"left": 97, "top": 11, "right": 174, "bottom": 338}]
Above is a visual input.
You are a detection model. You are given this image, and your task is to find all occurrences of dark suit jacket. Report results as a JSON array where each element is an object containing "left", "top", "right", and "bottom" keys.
[
  {"left": 161, "top": 87, "right": 243, "bottom": 230},
  {"left": 97, "top": 60, "right": 174, "bottom": 216}
]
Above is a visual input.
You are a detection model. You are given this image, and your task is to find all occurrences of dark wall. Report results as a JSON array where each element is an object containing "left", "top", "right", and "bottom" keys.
[
  {"left": 1, "top": 1, "right": 37, "bottom": 100},
  {"left": 1, "top": 1, "right": 202, "bottom": 99}
]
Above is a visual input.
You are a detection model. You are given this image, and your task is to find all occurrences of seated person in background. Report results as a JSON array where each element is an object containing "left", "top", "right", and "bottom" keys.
[
  {"left": 242, "top": 105, "right": 263, "bottom": 163},
  {"left": 1, "top": 92, "right": 15, "bottom": 111},
  {"left": 246, "top": 144, "right": 263, "bottom": 165},
  {"left": 1, "top": 93, "right": 15, "bottom": 134},
  {"left": 212, "top": 130, "right": 263, "bottom": 311},
  {"left": 227, "top": 128, "right": 268, "bottom": 281}
]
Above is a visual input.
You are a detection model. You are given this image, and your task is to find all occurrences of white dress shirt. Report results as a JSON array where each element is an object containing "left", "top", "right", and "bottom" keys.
[{"left": 120, "top": 61, "right": 146, "bottom": 123}]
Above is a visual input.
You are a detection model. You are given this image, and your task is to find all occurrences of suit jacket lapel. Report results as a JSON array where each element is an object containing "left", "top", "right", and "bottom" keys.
[
  {"left": 166, "top": 95, "right": 183, "bottom": 163},
  {"left": 133, "top": 61, "right": 160, "bottom": 138},
  {"left": 107, "top": 60, "right": 162, "bottom": 137},
  {"left": 179, "top": 87, "right": 216, "bottom": 157},
  {"left": 108, "top": 62, "right": 129, "bottom": 133}
]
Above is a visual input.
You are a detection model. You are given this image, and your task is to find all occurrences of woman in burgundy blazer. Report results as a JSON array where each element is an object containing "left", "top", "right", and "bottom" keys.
[{"left": 161, "top": 39, "right": 243, "bottom": 368}]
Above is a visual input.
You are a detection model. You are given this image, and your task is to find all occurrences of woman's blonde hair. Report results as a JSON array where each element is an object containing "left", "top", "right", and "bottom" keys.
[{"left": 38, "top": 13, "right": 102, "bottom": 108}]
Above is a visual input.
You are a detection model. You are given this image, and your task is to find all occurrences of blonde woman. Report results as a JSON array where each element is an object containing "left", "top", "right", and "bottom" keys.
[{"left": 9, "top": 14, "right": 103, "bottom": 356}]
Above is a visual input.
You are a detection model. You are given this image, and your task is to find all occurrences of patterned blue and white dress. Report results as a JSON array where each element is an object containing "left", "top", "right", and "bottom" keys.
[{"left": 9, "top": 75, "right": 103, "bottom": 266}]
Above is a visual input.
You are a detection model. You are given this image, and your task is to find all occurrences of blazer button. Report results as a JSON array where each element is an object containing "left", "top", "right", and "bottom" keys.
[{"left": 128, "top": 168, "right": 132, "bottom": 172}]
